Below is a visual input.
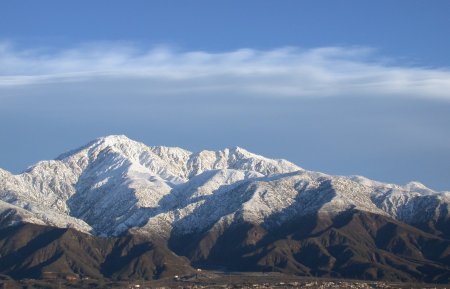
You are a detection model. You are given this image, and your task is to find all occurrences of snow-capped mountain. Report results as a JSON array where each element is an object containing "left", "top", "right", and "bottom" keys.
[{"left": 0, "top": 135, "right": 449, "bottom": 237}]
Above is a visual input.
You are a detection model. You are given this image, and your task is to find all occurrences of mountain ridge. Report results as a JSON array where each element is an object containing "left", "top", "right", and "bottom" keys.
[
  {"left": 1, "top": 135, "right": 450, "bottom": 282},
  {"left": 0, "top": 135, "right": 448, "bottom": 237}
]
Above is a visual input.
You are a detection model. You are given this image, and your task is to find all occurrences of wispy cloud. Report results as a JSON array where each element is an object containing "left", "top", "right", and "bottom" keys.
[{"left": 1, "top": 42, "right": 450, "bottom": 99}]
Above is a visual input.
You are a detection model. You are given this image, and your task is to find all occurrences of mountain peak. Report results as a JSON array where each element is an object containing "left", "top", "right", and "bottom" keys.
[
  {"left": 55, "top": 134, "right": 137, "bottom": 161},
  {"left": 227, "top": 145, "right": 253, "bottom": 156},
  {"left": 404, "top": 181, "right": 434, "bottom": 194},
  {"left": 96, "top": 134, "right": 133, "bottom": 143},
  {"left": 92, "top": 134, "right": 147, "bottom": 150}
]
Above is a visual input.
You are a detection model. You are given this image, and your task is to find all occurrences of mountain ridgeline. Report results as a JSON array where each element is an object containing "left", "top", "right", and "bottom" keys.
[{"left": 0, "top": 135, "right": 449, "bottom": 282}]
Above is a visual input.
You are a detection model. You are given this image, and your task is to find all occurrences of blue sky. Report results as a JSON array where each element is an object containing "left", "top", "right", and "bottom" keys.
[{"left": 1, "top": 1, "right": 450, "bottom": 190}]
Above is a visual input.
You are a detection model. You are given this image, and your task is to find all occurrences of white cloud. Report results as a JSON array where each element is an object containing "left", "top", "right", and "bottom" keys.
[{"left": 1, "top": 42, "right": 450, "bottom": 99}]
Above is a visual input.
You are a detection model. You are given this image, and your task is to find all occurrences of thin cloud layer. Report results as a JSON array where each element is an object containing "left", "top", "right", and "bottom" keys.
[{"left": 1, "top": 42, "right": 450, "bottom": 99}]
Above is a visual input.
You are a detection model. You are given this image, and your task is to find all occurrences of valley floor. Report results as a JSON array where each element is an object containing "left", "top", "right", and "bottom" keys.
[{"left": 1, "top": 271, "right": 449, "bottom": 289}]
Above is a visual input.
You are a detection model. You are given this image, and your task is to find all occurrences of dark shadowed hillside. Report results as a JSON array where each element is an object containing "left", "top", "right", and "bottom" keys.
[
  {"left": 170, "top": 210, "right": 450, "bottom": 283},
  {"left": 0, "top": 223, "right": 193, "bottom": 280}
]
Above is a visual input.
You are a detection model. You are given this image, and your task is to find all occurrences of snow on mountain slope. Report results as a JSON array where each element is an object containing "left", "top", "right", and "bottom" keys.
[{"left": 0, "top": 135, "right": 448, "bottom": 237}]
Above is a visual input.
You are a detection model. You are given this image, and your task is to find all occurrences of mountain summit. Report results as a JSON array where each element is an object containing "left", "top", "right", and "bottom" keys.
[{"left": 1, "top": 135, "right": 449, "bottom": 282}]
